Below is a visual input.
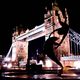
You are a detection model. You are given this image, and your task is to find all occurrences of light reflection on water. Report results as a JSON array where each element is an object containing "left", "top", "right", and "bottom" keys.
[
  {"left": 33, "top": 74, "right": 62, "bottom": 79},
  {"left": 3, "top": 75, "right": 32, "bottom": 79},
  {"left": 2, "top": 74, "right": 62, "bottom": 79},
  {"left": 1, "top": 67, "right": 80, "bottom": 79},
  {"left": 2, "top": 73, "right": 80, "bottom": 79}
]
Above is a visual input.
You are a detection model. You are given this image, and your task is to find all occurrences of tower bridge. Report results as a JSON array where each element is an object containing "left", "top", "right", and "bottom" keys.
[
  {"left": 4, "top": 22, "right": 80, "bottom": 68},
  {"left": 3, "top": 2, "right": 80, "bottom": 68}
]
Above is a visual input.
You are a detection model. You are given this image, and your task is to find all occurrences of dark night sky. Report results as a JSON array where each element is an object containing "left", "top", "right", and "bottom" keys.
[{"left": 0, "top": 0, "right": 80, "bottom": 56}]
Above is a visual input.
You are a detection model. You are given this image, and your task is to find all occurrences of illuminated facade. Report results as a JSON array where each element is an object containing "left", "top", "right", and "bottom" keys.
[
  {"left": 44, "top": 2, "right": 70, "bottom": 60},
  {"left": 44, "top": 2, "right": 80, "bottom": 68},
  {"left": 4, "top": 1, "right": 80, "bottom": 69},
  {"left": 11, "top": 28, "right": 29, "bottom": 66}
]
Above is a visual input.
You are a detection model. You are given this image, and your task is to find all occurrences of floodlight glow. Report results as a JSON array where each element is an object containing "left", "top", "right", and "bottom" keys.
[
  {"left": 73, "top": 61, "right": 80, "bottom": 69},
  {"left": 45, "top": 59, "right": 52, "bottom": 67},
  {"left": 3, "top": 64, "right": 7, "bottom": 67},
  {"left": 7, "top": 63, "right": 12, "bottom": 69},
  {"left": 37, "top": 60, "right": 44, "bottom": 67},
  {"left": 4, "top": 57, "right": 11, "bottom": 62}
]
